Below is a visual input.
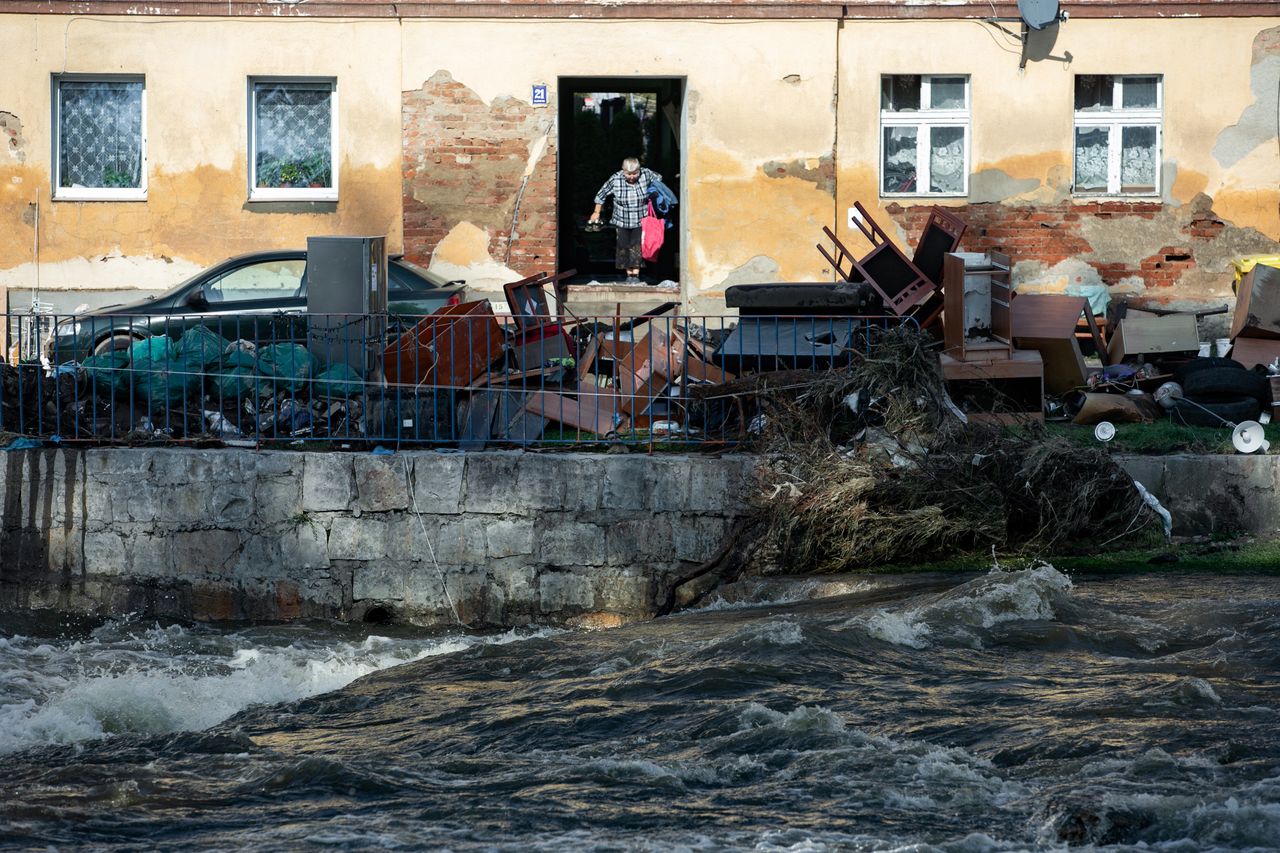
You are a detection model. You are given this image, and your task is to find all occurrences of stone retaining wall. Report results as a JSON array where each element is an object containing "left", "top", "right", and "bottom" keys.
[
  {"left": 1, "top": 448, "right": 1276, "bottom": 627},
  {"left": 0, "top": 449, "right": 755, "bottom": 627}
]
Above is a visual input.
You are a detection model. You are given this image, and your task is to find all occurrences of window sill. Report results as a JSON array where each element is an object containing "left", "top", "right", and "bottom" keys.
[
  {"left": 1071, "top": 193, "right": 1162, "bottom": 200},
  {"left": 53, "top": 190, "right": 147, "bottom": 202},
  {"left": 248, "top": 190, "right": 338, "bottom": 204},
  {"left": 880, "top": 193, "right": 968, "bottom": 200}
]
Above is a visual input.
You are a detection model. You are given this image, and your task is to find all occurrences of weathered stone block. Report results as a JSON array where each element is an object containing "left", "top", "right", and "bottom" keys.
[
  {"left": 302, "top": 453, "right": 354, "bottom": 512},
  {"left": 462, "top": 452, "right": 523, "bottom": 514},
  {"left": 86, "top": 448, "right": 153, "bottom": 482},
  {"left": 152, "top": 449, "right": 226, "bottom": 487},
  {"left": 282, "top": 520, "right": 330, "bottom": 570},
  {"left": 538, "top": 568, "right": 594, "bottom": 612},
  {"left": 432, "top": 517, "right": 488, "bottom": 565},
  {"left": 207, "top": 483, "right": 255, "bottom": 525},
  {"left": 353, "top": 561, "right": 411, "bottom": 601},
  {"left": 126, "top": 530, "right": 174, "bottom": 577},
  {"left": 538, "top": 516, "right": 607, "bottom": 566},
  {"left": 82, "top": 530, "right": 127, "bottom": 575},
  {"left": 328, "top": 516, "right": 392, "bottom": 561},
  {"left": 688, "top": 458, "right": 755, "bottom": 513},
  {"left": 171, "top": 529, "right": 242, "bottom": 577},
  {"left": 601, "top": 456, "right": 650, "bottom": 511},
  {"left": 355, "top": 456, "right": 410, "bottom": 512},
  {"left": 644, "top": 456, "right": 691, "bottom": 512},
  {"left": 593, "top": 567, "right": 655, "bottom": 613},
  {"left": 235, "top": 534, "right": 283, "bottom": 578},
  {"left": 485, "top": 517, "right": 535, "bottom": 558},
  {"left": 496, "top": 563, "right": 539, "bottom": 607},
  {"left": 606, "top": 517, "right": 672, "bottom": 565},
  {"left": 1117, "top": 455, "right": 1166, "bottom": 496},
  {"left": 412, "top": 453, "right": 464, "bottom": 514},
  {"left": 122, "top": 482, "right": 166, "bottom": 523},
  {"left": 672, "top": 516, "right": 730, "bottom": 563},
  {"left": 515, "top": 457, "right": 568, "bottom": 510},
  {"left": 253, "top": 476, "right": 304, "bottom": 524},
  {"left": 555, "top": 455, "right": 603, "bottom": 512}
]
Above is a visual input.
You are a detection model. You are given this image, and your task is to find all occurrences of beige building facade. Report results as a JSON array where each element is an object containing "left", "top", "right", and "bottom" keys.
[{"left": 1, "top": 1, "right": 1277, "bottom": 317}]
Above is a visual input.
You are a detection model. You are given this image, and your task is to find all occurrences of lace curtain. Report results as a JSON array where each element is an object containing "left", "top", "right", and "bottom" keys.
[
  {"left": 58, "top": 81, "right": 142, "bottom": 188},
  {"left": 254, "top": 84, "right": 333, "bottom": 188}
]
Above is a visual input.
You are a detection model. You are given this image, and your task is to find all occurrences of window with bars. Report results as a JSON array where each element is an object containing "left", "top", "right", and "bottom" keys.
[
  {"left": 879, "top": 75, "right": 969, "bottom": 197},
  {"left": 249, "top": 78, "right": 337, "bottom": 200},
  {"left": 1073, "top": 75, "right": 1162, "bottom": 196},
  {"left": 53, "top": 76, "right": 146, "bottom": 200}
]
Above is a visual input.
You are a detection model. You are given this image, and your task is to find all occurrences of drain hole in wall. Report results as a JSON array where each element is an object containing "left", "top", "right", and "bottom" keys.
[{"left": 363, "top": 606, "right": 393, "bottom": 625}]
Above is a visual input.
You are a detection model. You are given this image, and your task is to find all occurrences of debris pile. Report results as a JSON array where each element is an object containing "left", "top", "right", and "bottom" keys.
[{"left": 747, "top": 327, "right": 1159, "bottom": 575}]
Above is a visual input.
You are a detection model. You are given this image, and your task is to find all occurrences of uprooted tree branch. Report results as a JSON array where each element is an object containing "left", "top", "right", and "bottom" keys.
[{"left": 661, "top": 326, "right": 1160, "bottom": 613}]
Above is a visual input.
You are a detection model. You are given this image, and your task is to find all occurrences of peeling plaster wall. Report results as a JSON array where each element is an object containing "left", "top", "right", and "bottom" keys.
[
  {"left": 0, "top": 16, "right": 404, "bottom": 298},
  {"left": 5, "top": 13, "right": 1279, "bottom": 313},
  {"left": 399, "top": 19, "right": 839, "bottom": 311},
  {"left": 837, "top": 18, "right": 1280, "bottom": 307}
]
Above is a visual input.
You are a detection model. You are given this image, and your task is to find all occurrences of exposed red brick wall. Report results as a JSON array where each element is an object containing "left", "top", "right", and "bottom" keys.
[
  {"left": 884, "top": 199, "right": 1228, "bottom": 293},
  {"left": 402, "top": 73, "right": 557, "bottom": 276}
]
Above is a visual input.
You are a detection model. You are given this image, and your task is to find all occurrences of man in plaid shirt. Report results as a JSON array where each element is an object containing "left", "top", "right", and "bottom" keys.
[{"left": 589, "top": 157, "right": 661, "bottom": 284}]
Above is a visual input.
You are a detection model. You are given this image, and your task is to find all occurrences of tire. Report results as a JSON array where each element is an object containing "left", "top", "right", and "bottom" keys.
[
  {"left": 1181, "top": 367, "right": 1271, "bottom": 405},
  {"left": 1169, "top": 395, "right": 1261, "bottom": 427},
  {"left": 93, "top": 333, "right": 140, "bottom": 356},
  {"left": 1173, "top": 357, "right": 1244, "bottom": 385}
]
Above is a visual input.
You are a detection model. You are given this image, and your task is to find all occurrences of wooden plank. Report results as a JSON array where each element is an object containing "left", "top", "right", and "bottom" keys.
[
  {"left": 940, "top": 349, "right": 1043, "bottom": 381},
  {"left": 456, "top": 390, "right": 501, "bottom": 450},
  {"left": 1017, "top": 336, "right": 1087, "bottom": 394},
  {"left": 521, "top": 383, "right": 619, "bottom": 435},
  {"left": 942, "top": 252, "right": 965, "bottom": 357},
  {"left": 1011, "top": 294, "right": 1089, "bottom": 339}
]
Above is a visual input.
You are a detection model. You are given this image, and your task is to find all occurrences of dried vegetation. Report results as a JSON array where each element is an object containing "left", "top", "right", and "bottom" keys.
[{"left": 745, "top": 327, "right": 1159, "bottom": 575}]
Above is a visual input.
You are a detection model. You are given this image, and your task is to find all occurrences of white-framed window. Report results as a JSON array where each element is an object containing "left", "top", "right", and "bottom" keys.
[
  {"left": 248, "top": 78, "right": 337, "bottom": 201},
  {"left": 1073, "top": 75, "right": 1162, "bottom": 196},
  {"left": 879, "top": 74, "right": 970, "bottom": 197},
  {"left": 52, "top": 75, "right": 146, "bottom": 201}
]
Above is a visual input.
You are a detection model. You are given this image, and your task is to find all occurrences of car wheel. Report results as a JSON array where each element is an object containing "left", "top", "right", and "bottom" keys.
[{"left": 93, "top": 333, "right": 140, "bottom": 356}]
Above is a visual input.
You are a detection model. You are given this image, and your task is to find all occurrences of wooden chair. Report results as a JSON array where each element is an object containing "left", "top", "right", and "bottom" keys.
[{"left": 817, "top": 201, "right": 935, "bottom": 316}]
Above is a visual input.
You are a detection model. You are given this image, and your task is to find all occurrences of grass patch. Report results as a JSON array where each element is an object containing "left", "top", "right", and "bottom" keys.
[{"left": 1039, "top": 420, "right": 1280, "bottom": 455}]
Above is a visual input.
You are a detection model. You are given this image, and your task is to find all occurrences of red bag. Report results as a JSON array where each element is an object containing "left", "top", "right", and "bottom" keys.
[{"left": 641, "top": 201, "right": 665, "bottom": 262}]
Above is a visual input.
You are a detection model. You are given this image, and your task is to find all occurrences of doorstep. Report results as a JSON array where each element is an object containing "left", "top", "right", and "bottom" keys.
[{"left": 563, "top": 279, "right": 680, "bottom": 318}]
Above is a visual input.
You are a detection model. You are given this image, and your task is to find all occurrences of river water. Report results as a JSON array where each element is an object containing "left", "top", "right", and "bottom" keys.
[{"left": 2, "top": 566, "right": 1278, "bottom": 851}]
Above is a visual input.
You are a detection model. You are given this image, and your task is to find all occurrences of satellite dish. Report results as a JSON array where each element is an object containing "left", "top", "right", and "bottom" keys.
[
  {"left": 1232, "top": 421, "right": 1270, "bottom": 454},
  {"left": 1018, "top": 0, "right": 1062, "bottom": 30},
  {"left": 1094, "top": 421, "right": 1116, "bottom": 442}
]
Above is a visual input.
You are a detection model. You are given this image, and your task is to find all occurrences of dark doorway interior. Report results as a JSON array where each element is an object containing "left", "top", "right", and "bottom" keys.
[{"left": 557, "top": 77, "right": 683, "bottom": 285}]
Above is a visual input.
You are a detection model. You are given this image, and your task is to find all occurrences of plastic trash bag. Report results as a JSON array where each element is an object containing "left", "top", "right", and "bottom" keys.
[
  {"left": 315, "top": 363, "right": 364, "bottom": 398},
  {"left": 255, "top": 343, "right": 316, "bottom": 396}
]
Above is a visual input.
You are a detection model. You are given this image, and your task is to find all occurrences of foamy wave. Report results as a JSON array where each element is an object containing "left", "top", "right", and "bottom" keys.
[
  {"left": 738, "top": 703, "right": 850, "bottom": 736},
  {"left": 718, "top": 619, "right": 805, "bottom": 649},
  {"left": 0, "top": 625, "right": 549, "bottom": 755},
  {"left": 855, "top": 564, "right": 1073, "bottom": 649}
]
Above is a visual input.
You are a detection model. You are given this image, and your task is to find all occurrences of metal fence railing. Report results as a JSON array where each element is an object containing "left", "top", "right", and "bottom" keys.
[{"left": 2, "top": 308, "right": 912, "bottom": 448}]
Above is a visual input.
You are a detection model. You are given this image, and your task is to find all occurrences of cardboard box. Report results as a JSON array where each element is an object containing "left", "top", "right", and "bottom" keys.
[
  {"left": 1107, "top": 314, "right": 1199, "bottom": 362},
  {"left": 1231, "top": 263, "right": 1280, "bottom": 340}
]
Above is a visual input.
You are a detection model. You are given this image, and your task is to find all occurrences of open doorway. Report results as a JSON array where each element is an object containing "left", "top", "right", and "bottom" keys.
[{"left": 557, "top": 77, "right": 683, "bottom": 286}]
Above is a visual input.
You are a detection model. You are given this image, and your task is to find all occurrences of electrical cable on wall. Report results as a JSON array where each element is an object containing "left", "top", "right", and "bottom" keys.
[{"left": 505, "top": 119, "right": 555, "bottom": 269}]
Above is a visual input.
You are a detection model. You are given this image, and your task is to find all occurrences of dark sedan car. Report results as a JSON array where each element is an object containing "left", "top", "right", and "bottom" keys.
[{"left": 45, "top": 250, "right": 464, "bottom": 364}]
